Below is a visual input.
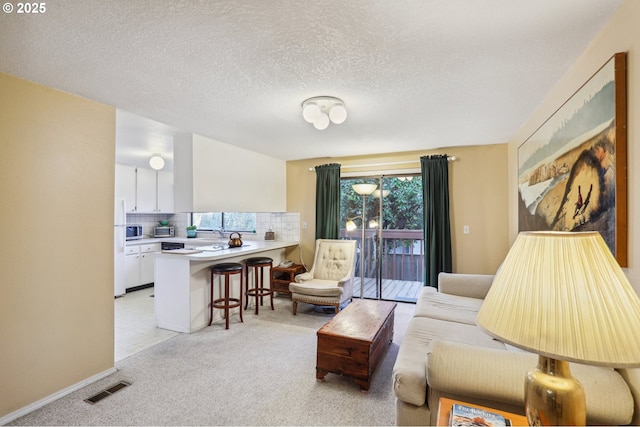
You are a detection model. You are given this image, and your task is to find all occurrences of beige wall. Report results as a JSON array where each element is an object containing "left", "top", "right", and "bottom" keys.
[
  {"left": 508, "top": 0, "right": 640, "bottom": 293},
  {"left": 0, "top": 73, "right": 115, "bottom": 417},
  {"left": 286, "top": 144, "right": 510, "bottom": 275}
]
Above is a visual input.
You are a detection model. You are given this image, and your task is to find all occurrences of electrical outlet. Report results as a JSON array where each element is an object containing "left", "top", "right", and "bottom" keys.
[
  {"left": 302, "top": 221, "right": 307, "bottom": 229},
  {"left": 463, "top": 225, "right": 470, "bottom": 234}
]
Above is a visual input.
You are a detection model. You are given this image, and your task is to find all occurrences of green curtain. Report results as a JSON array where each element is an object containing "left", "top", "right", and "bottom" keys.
[
  {"left": 421, "top": 155, "right": 452, "bottom": 287},
  {"left": 315, "top": 163, "right": 341, "bottom": 240}
]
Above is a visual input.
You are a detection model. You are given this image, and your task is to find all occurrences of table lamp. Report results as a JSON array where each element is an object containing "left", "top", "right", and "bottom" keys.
[{"left": 476, "top": 231, "right": 640, "bottom": 426}]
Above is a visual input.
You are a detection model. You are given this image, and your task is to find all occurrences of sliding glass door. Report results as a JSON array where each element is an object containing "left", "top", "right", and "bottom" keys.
[{"left": 340, "top": 174, "right": 423, "bottom": 302}]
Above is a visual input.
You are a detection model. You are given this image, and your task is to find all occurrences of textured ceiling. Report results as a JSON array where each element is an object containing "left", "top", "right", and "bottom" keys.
[{"left": 0, "top": 0, "right": 623, "bottom": 168}]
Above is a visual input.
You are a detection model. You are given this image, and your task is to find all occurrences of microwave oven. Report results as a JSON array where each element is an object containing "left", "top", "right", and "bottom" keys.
[
  {"left": 126, "top": 225, "right": 143, "bottom": 240},
  {"left": 154, "top": 226, "right": 175, "bottom": 238}
]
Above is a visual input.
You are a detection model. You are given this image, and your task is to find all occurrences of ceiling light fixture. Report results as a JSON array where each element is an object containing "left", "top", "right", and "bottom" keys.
[
  {"left": 302, "top": 96, "right": 347, "bottom": 130},
  {"left": 149, "top": 155, "right": 165, "bottom": 170}
]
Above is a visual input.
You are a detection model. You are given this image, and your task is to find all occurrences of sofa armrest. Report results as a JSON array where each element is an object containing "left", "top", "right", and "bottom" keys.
[
  {"left": 437, "top": 272, "right": 494, "bottom": 299},
  {"left": 618, "top": 368, "right": 640, "bottom": 426},
  {"left": 428, "top": 340, "right": 533, "bottom": 406}
]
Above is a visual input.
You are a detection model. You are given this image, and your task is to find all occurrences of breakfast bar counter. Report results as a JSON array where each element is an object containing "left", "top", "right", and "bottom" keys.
[{"left": 154, "top": 241, "right": 299, "bottom": 333}]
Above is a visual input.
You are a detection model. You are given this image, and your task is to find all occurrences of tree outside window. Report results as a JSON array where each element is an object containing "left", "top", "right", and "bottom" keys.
[
  {"left": 192, "top": 212, "right": 256, "bottom": 232},
  {"left": 340, "top": 176, "right": 422, "bottom": 232}
]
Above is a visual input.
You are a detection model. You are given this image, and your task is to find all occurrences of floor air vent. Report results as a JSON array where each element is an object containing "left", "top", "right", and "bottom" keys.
[{"left": 84, "top": 381, "right": 131, "bottom": 404}]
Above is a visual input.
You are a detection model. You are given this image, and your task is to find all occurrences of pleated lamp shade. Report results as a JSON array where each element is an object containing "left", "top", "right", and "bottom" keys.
[{"left": 476, "top": 231, "right": 640, "bottom": 368}]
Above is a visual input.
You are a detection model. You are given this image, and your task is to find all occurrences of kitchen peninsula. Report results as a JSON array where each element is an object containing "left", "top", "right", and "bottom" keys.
[{"left": 154, "top": 240, "right": 299, "bottom": 333}]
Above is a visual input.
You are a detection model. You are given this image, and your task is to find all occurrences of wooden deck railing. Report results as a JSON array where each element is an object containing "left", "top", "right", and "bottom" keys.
[{"left": 340, "top": 229, "right": 424, "bottom": 283}]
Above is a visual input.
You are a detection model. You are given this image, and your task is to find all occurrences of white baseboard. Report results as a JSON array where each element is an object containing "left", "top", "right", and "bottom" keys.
[{"left": 0, "top": 367, "right": 117, "bottom": 425}]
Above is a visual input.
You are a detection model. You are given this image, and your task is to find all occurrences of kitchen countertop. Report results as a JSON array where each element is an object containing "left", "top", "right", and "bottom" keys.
[
  {"left": 154, "top": 240, "right": 299, "bottom": 262},
  {"left": 154, "top": 239, "right": 298, "bottom": 333}
]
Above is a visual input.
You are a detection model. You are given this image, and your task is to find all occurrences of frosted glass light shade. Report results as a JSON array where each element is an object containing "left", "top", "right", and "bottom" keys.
[
  {"left": 313, "top": 113, "right": 330, "bottom": 130},
  {"left": 476, "top": 231, "right": 640, "bottom": 368},
  {"left": 149, "top": 155, "right": 165, "bottom": 170},
  {"left": 329, "top": 104, "right": 347, "bottom": 124},
  {"left": 352, "top": 183, "right": 377, "bottom": 195},
  {"left": 302, "top": 103, "right": 322, "bottom": 123},
  {"left": 345, "top": 220, "right": 357, "bottom": 231},
  {"left": 302, "top": 96, "right": 347, "bottom": 129}
]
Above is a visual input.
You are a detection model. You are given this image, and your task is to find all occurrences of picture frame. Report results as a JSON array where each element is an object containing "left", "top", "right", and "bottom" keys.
[{"left": 517, "top": 52, "right": 627, "bottom": 266}]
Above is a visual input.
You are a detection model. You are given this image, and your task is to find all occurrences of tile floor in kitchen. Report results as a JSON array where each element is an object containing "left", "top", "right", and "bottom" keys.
[{"left": 114, "top": 287, "right": 179, "bottom": 362}]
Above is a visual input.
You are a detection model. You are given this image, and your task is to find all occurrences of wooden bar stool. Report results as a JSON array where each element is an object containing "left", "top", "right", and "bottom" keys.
[
  {"left": 244, "top": 257, "right": 274, "bottom": 314},
  {"left": 209, "top": 262, "right": 244, "bottom": 329}
]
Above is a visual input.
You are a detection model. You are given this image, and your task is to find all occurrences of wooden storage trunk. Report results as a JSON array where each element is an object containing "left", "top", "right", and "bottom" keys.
[{"left": 316, "top": 299, "right": 396, "bottom": 391}]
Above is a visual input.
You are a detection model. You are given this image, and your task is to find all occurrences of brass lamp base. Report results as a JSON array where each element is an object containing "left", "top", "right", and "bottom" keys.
[{"left": 525, "top": 355, "right": 586, "bottom": 426}]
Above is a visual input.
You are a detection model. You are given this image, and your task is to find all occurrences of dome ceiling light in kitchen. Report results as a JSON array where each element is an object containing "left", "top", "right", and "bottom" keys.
[
  {"left": 149, "top": 154, "right": 165, "bottom": 170},
  {"left": 301, "top": 96, "right": 347, "bottom": 130}
]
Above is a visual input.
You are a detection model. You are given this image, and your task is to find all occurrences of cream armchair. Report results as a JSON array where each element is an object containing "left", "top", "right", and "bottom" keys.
[{"left": 289, "top": 239, "right": 357, "bottom": 315}]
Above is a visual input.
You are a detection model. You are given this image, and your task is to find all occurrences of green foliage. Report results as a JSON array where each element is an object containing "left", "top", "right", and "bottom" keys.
[
  {"left": 340, "top": 176, "right": 423, "bottom": 230},
  {"left": 192, "top": 212, "right": 256, "bottom": 232}
]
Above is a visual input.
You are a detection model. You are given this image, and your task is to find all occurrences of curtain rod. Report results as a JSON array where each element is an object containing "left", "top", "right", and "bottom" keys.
[{"left": 308, "top": 156, "right": 457, "bottom": 171}]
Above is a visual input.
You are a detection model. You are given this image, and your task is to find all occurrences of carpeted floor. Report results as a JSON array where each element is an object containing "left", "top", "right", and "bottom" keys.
[{"left": 10, "top": 297, "right": 415, "bottom": 426}]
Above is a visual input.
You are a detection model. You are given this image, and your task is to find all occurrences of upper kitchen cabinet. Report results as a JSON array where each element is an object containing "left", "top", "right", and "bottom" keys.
[
  {"left": 136, "top": 167, "right": 157, "bottom": 212},
  {"left": 116, "top": 164, "right": 174, "bottom": 213},
  {"left": 115, "top": 164, "right": 136, "bottom": 210},
  {"left": 174, "top": 133, "right": 286, "bottom": 212},
  {"left": 157, "top": 170, "right": 174, "bottom": 213}
]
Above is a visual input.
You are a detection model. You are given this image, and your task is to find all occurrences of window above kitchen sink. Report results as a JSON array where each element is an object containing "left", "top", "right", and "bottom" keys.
[{"left": 192, "top": 212, "right": 256, "bottom": 232}]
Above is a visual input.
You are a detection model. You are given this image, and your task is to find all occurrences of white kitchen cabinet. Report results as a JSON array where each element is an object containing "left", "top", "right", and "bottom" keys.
[
  {"left": 115, "top": 164, "right": 137, "bottom": 212},
  {"left": 125, "top": 243, "right": 160, "bottom": 289},
  {"left": 140, "top": 244, "right": 159, "bottom": 285},
  {"left": 136, "top": 168, "right": 157, "bottom": 212},
  {"left": 156, "top": 170, "right": 174, "bottom": 213},
  {"left": 124, "top": 246, "right": 141, "bottom": 288},
  {"left": 114, "top": 164, "right": 174, "bottom": 213}
]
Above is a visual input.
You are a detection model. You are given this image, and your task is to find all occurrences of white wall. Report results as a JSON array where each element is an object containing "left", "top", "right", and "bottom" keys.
[{"left": 174, "top": 133, "right": 286, "bottom": 212}]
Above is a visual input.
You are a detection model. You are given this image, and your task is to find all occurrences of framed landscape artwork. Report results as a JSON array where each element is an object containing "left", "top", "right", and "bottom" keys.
[{"left": 517, "top": 52, "right": 627, "bottom": 266}]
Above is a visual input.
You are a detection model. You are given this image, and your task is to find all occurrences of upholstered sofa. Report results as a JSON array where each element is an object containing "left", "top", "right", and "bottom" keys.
[{"left": 392, "top": 272, "right": 640, "bottom": 426}]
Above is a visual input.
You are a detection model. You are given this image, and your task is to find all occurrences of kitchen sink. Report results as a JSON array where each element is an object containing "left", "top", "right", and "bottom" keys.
[{"left": 198, "top": 243, "right": 251, "bottom": 252}]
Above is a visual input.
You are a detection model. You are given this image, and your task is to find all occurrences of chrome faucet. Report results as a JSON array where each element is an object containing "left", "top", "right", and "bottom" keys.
[{"left": 213, "top": 229, "right": 225, "bottom": 238}]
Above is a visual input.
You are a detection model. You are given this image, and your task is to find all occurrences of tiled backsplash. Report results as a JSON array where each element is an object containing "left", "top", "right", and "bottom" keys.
[
  {"left": 125, "top": 213, "right": 179, "bottom": 239},
  {"left": 256, "top": 212, "right": 300, "bottom": 242},
  {"left": 126, "top": 212, "right": 300, "bottom": 242}
]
